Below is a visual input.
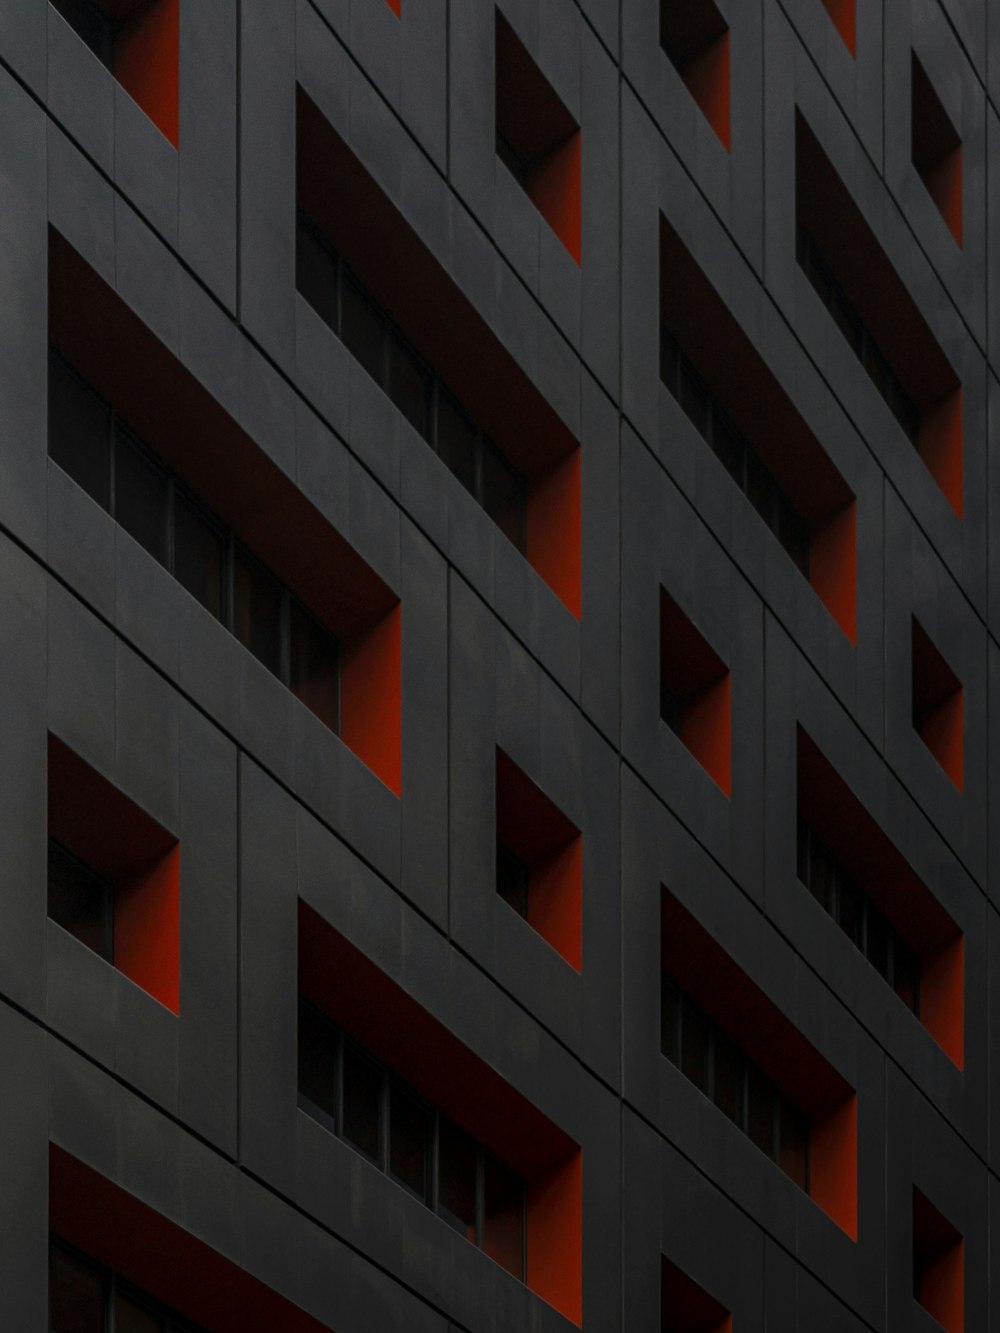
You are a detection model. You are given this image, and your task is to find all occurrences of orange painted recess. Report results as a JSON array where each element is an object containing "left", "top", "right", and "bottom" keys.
[
  {"left": 912, "top": 616, "right": 964, "bottom": 790},
  {"left": 660, "top": 0, "right": 731, "bottom": 149},
  {"left": 496, "top": 748, "right": 583, "bottom": 971},
  {"left": 661, "top": 886, "right": 858, "bottom": 1238},
  {"left": 48, "top": 734, "right": 180, "bottom": 1013},
  {"left": 660, "top": 589, "right": 731, "bottom": 796},
  {"left": 299, "top": 902, "right": 584, "bottom": 1323},
  {"left": 821, "top": 0, "right": 856, "bottom": 56},
  {"left": 115, "top": 0, "right": 180, "bottom": 147},
  {"left": 385, "top": 0, "right": 401, "bottom": 14},
  {"left": 495, "top": 11, "right": 582, "bottom": 263}
]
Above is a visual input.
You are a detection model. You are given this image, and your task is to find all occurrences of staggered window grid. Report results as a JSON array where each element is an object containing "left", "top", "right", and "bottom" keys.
[
  {"left": 796, "top": 225, "right": 921, "bottom": 446},
  {"left": 50, "top": 1238, "right": 203, "bottom": 1333},
  {"left": 48, "top": 838, "right": 114, "bottom": 963},
  {"left": 296, "top": 210, "right": 526, "bottom": 551},
  {"left": 659, "top": 330, "right": 810, "bottom": 576},
  {"left": 298, "top": 998, "right": 527, "bottom": 1281},
  {"left": 660, "top": 977, "right": 809, "bottom": 1190},
  {"left": 797, "top": 820, "right": 920, "bottom": 1015},
  {"left": 48, "top": 349, "right": 340, "bottom": 734}
]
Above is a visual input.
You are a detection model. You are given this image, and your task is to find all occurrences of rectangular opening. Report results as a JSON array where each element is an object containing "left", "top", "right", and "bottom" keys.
[
  {"left": 912, "top": 617, "right": 963, "bottom": 790},
  {"left": 298, "top": 901, "right": 583, "bottom": 1323},
  {"left": 296, "top": 88, "right": 581, "bottom": 618},
  {"left": 49, "top": 229, "right": 402, "bottom": 795},
  {"left": 49, "top": 1147, "right": 331, "bottom": 1331},
  {"left": 795, "top": 111, "right": 963, "bottom": 515},
  {"left": 49, "top": 0, "right": 179, "bottom": 146},
  {"left": 913, "top": 1188, "right": 964, "bottom": 1333},
  {"left": 495, "top": 10, "right": 581, "bottom": 262},
  {"left": 660, "top": 214, "right": 857, "bottom": 642},
  {"left": 48, "top": 734, "right": 180, "bottom": 1013},
  {"left": 797, "top": 727, "right": 964, "bottom": 1067},
  {"left": 912, "top": 53, "right": 962, "bottom": 246},
  {"left": 661, "top": 886, "right": 858, "bottom": 1238},
  {"left": 661, "top": 1256, "right": 732, "bottom": 1333},
  {"left": 495, "top": 749, "right": 582, "bottom": 971},
  {"left": 659, "top": 0, "right": 730, "bottom": 149},
  {"left": 660, "top": 589, "right": 731, "bottom": 796}
]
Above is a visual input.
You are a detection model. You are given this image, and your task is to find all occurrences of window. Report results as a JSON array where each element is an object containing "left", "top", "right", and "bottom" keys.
[
  {"left": 660, "top": 214, "right": 857, "bottom": 642},
  {"left": 659, "top": 589, "right": 732, "bottom": 795},
  {"left": 911, "top": 617, "right": 963, "bottom": 789},
  {"left": 660, "top": 0, "right": 731, "bottom": 149},
  {"left": 48, "top": 734, "right": 180, "bottom": 1012},
  {"left": 49, "top": 0, "right": 179, "bottom": 146},
  {"left": 661, "top": 977, "right": 809, "bottom": 1190},
  {"left": 820, "top": 0, "right": 856, "bottom": 55},
  {"left": 494, "top": 10, "right": 582, "bottom": 262},
  {"left": 913, "top": 1189, "right": 964, "bottom": 1333},
  {"left": 796, "top": 111, "right": 963, "bottom": 515},
  {"left": 797, "top": 726, "right": 964, "bottom": 1067},
  {"left": 661, "top": 1257, "right": 732, "bottom": 1333},
  {"left": 50, "top": 1239, "right": 204, "bottom": 1333},
  {"left": 912, "top": 53, "right": 962, "bottom": 246},
  {"left": 297, "top": 998, "right": 527, "bottom": 1279},
  {"left": 296, "top": 212, "right": 527, "bottom": 552},
  {"left": 495, "top": 749, "right": 583, "bottom": 970},
  {"left": 48, "top": 349, "right": 341, "bottom": 737},
  {"left": 797, "top": 821, "right": 921, "bottom": 1014}
]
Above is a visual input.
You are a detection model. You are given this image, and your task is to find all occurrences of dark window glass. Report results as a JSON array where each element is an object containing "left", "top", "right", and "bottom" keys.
[
  {"left": 49, "top": 351, "right": 111, "bottom": 509},
  {"left": 114, "top": 1291, "right": 164, "bottom": 1333},
  {"left": 777, "top": 497, "right": 809, "bottom": 576},
  {"left": 114, "top": 430, "right": 169, "bottom": 566},
  {"left": 660, "top": 679, "right": 682, "bottom": 734},
  {"left": 711, "top": 414, "right": 745, "bottom": 486},
  {"left": 49, "top": 0, "right": 114, "bottom": 67},
  {"left": 866, "top": 910, "right": 890, "bottom": 982},
  {"left": 341, "top": 274, "right": 385, "bottom": 384},
  {"left": 342, "top": 1044, "right": 382, "bottom": 1165},
  {"left": 296, "top": 215, "right": 339, "bottom": 331},
  {"left": 713, "top": 1033, "right": 744, "bottom": 1128},
  {"left": 388, "top": 333, "right": 430, "bottom": 437},
  {"left": 389, "top": 1085, "right": 430, "bottom": 1201},
  {"left": 495, "top": 130, "right": 529, "bottom": 188},
  {"left": 297, "top": 999, "right": 338, "bottom": 1134},
  {"left": 437, "top": 1119, "right": 478, "bottom": 1243},
  {"left": 778, "top": 1099, "right": 808, "bottom": 1189},
  {"left": 496, "top": 845, "right": 529, "bottom": 918},
  {"left": 232, "top": 548, "right": 283, "bottom": 677},
  {"left": 435, "top": 389, "right": 478, "bottom": 492},
  {"left": 678, "top": 360, "right": 710, "bottom": 436},
  {"left": 836, "top": 878, "right": 863, "bottom": 947},
  {"left": 481, "top": 444, "right": 524, "bottom": 550},
  {"left": 660, "top": 336, "right": 680, "bottom": 394},
  {"left": 660, "top": 977, "right": 681, "bottom": 1065},
  {"left": 173, "top": 493, "right": 225, "bottom": 620},
  {"left": 47, "top": 840, "right": 113, "bottom": 963},
  {"left": 746, "top": 453, "right": 774, "bottom": 526},
  {"left": 483, "top": 1156, "right": 524, "bottom": 1279},
  {"left": 832, "top": 290, "right": 863, "bottom": 354},
  {"left": 746, "top": 1066, "right": 775, "bottom": 1159},
  {"left": 289, "top": 602, "right": 339, "bottom": 733},
  {"left": 680, "top": 1003, "right": 710, "bottom": 1094},
  {"left": 893, "top": 943, "right": 919, "bottom": 1016},
  {"left": 805, "top": 839, "right": 834, "bottom": 913},
  {"left": 49, "top": 1245, "right": 106, "bottom": 1333}
]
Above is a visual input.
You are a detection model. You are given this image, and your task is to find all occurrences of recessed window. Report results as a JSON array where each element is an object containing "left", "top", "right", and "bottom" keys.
[
  {"left": 913, "top": 1189, "right": 964, "bottom": 1333},
  {"left": 660, "top": 0, "right": 731, "bottom": 149},
  {"left": 912, "top": 617, "right": 963, "bottom": 789},
  {"left": 661, "top": 977, "right": 809, "bottom": 1190},
  {"left": 50, "top": 1238, "right": 204, "bottom": 1333},
  {"left": 296, "top": 997, "right": 527, "bottom": 1277},
  {"left": 660, "top": 590, "right": 731, "bottom": 796},
  {"left": 661, "top": 1256, "right": 732, "bottom": 1333},
  {"left": 49, "top": 0, "right": 180, "bottom": 146},
  {"left": 912, "top": 53, "right": 962, "bottom": 246},
  {"left": 49, "top": 349, "right": 342, "bottom": 737},
  {"left": 494, "top": 10, "right": 581, "bottom": 263},
  {"left": 48, "top": 734, "right": 180, "bottom": 1013},
  {"left": 820, "top": 0, "right": 856, "bottom": 55},
  {"left": 495, "top": 749, "right": 583, "bottom": 970}
]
